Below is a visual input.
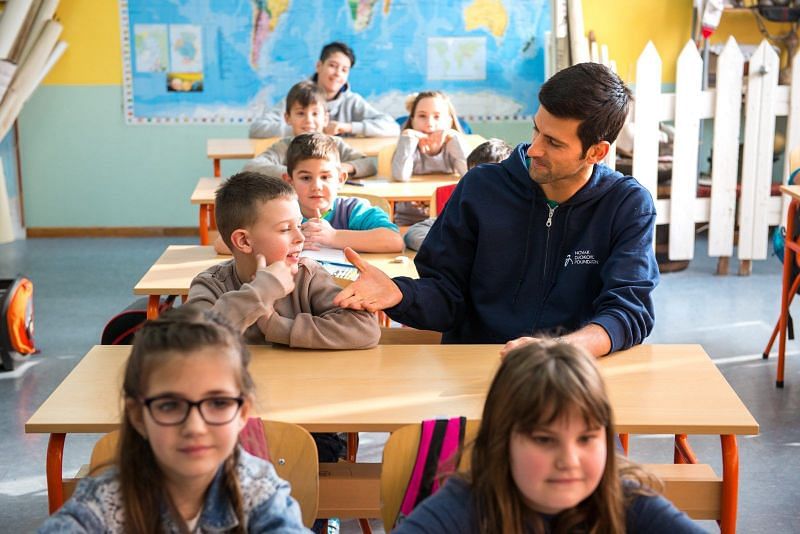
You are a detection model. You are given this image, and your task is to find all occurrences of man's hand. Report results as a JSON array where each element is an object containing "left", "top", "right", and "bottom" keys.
[
  {"left": 254, "top": 254, "right": 296, "bottom": 296},
  {"left": 301, "top": 217, "right": 336, "bottom": 249},
  {"left": 333, "top": 248, "right": 403, "bottom": 312},
  {"left": 324, "top": 121, "right": 353, "bottom": 136},
  {"left": 500, "top": 336, "right": 540, "bottom": 358}
]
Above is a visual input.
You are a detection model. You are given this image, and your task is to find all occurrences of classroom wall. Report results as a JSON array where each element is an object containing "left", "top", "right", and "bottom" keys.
[{"left": 18, "top": 1, "right": 794, "bottom": 229}]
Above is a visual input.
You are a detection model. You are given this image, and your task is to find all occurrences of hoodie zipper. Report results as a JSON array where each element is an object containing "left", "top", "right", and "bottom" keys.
[{"left": 542, "top": 204, "right": 557, "bottom": 280}]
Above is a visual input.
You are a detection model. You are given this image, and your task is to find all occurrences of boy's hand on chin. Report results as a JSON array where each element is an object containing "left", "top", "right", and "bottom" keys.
[
  {"left": 301, "top": 218, "right": 336, "bottom": 247},
  {"left": 254, "top": 254, "right": 296, "bottom": 295}
]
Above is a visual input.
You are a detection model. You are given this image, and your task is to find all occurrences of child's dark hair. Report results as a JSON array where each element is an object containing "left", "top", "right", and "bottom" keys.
[
  {"left": 320, "top": 41, "right": 356, "bottom": 67},
  {"left": 466, "top": 138, "right": 513, "bottom": 169},
  {"left": 539, "top": 62, "right": 632, "bottom": 156},
  {"left": 285, "top": 80, "right": 327, "bottom": 114},
  {"left": 118, "top": 305, "right": 255, "bottom": 534},
  {"left": 401, "top": 91, "right": 463, "bottom": 133},
  {"left": 465, "top": 340, "right": 659, "bottom": 533},
  {"left": 285, "top": 132, "right": 341, "bottom": 176},
  {"left": 215, "top": 172, "right": 296, "bottom": 249}
]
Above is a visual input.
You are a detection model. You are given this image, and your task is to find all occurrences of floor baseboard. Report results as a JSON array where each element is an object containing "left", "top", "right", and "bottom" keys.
[{"left": 26, "top": 227, "right": 198, "bottom": 238}]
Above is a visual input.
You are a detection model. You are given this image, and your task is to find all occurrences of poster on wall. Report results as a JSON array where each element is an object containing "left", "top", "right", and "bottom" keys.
[{"left": 119, "top": 0, "right": 551, "bottom": 125}]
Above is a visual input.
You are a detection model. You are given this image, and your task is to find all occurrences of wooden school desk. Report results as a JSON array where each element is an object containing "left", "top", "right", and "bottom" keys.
[
  {"left": 192, "top": 175, "right": 460, "bottom": 244},
  {"left": 133, "top": 245, "right": 418, "bottom": 319},
  {"left": 207, "top": 137, "right": 398, "bottom": 177},
  {"left": 27, "top": 344, "right": 757, "bottom": 531}
]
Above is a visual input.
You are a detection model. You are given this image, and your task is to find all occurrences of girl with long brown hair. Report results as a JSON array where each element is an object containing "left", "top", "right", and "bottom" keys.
[
  {"left": 40, "top": 306, "right": 308, "bottom": 533},
  {"left": 394, "top": 340, "right": 704, "bottom": 533}
]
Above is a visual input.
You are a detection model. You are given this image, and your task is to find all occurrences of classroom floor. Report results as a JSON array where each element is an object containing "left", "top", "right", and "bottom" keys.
[{"left": 1, "top": 235, "right": 798, "bottom": 533}]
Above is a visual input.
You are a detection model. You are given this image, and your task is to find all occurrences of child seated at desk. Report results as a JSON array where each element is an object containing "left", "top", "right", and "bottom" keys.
[
  {"left": 189, "top": 171, "right": 379, "bottom": 349},
  {"left": 249, "top": 41, "right": 399, "bottom": 138},
  {"left": 39, "top": 306, "right": 307, "bottom": 533},
  {"left": 190, "top": 172, "right": 379, "bottom": 465},
  {"left": 404, "top": 138, "right": 512, "bottom": 251},
  {"left": 394, "top": 340, "right": 703, "bottom": 533},
  {"left": 286, "top": 132, "right": 403, "bottom": 253},
  {"left": 391, "top": 90, "right": 470, "bottom": 225},
  {"left": 244, "top": 80, "right": 376, "bottom": 180}
]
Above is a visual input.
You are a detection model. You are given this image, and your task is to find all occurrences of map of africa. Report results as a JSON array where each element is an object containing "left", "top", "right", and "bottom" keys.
[{"left": 120, "top": 0, "right": 551, "bottom": 124}]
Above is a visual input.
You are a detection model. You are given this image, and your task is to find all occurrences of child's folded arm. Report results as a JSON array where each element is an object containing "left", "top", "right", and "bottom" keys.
[
  {"left": 261, "top": 262, "right": 380, "bottom": 349},
  {"left": 445, "top": 134, "right": 469, "bottom": 176},
  {"left": 187, "top": 267, "right": 288, "bottom": 334},
  {"left": 241, "top": 148, "right": 287, "bottom": 179},
  {"left": 334, "top": 137, "right": 376, "bottom": 177},
  {"left": 392, "top": 134, "right": 418, "bottom": 182}
]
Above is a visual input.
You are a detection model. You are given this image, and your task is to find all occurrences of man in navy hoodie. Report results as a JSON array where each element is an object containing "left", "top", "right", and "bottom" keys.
[{"left": 334, "top": 63, "right": 659, "bottom": 357}]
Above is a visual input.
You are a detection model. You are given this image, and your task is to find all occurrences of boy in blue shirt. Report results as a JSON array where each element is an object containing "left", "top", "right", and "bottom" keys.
[{"left": 286, "top": 132, "right": 403, "bottom": 253}]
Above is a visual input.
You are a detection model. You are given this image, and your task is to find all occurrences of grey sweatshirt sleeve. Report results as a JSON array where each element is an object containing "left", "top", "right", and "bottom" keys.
[
  {"left": 334, "top": 137, "right": 377, "bottom": 177},
  {"left": 242, "top": 138, "right": 291, "bottom": 179},
  {"left": 444, "top": 135, "right": 469, "bottom": 176},
  {"left": 343, "top": 93, "right": 400, "bottom": 137},
  {"left": 403, "top": 218, "right": 435, "bottom": 251},
  {"left": 391, "top": 134, "right": 419, "bottom": 182},
  {"left": 249, "top": 98, "right": 291, "bottom": 138},
  {"left": 186, "top": 268, "right": 286, "bottom": 335}
]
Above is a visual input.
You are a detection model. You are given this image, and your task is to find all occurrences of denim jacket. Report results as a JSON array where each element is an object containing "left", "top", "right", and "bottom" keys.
[{"left": 39, "top": 448, "right": 310, "bottom": 533}]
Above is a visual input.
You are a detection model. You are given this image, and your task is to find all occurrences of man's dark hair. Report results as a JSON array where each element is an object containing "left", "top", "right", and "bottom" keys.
[
  {"left": 320, "top": 41, "right": 356, "bottom": 67},
  {"left": 467, "top": 138, "right": 513, "bottom": 169},
  {"left": 285, "top": 80, "right": 327, "bottom": 114},
  {"left": 538, "top": 63, "right": 632, "bottom": 155},
  {"left": 285, "top": 133, "right": 341, "bottom": 176},
  {"left": 215, "top": 172, "right": 295, "bottom": 249}
]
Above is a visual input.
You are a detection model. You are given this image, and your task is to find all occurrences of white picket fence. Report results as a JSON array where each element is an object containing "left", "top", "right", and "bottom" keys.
[{"left": 631, "top": 37, "right": 800, "bottom": 269}]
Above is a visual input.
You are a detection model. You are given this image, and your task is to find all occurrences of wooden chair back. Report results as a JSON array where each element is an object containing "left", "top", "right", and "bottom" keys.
[
  {"left": 380, "top": 420, "right": 480, "bottom": 529},
  {"left": 89, "top": 420, "right": 319, "bottom": 527},
  {"left": 377, "top": 143, "right": 397, "bottom": 178},
  {"left": 339, "top": 192, "right": 392, "bottom": 215}
]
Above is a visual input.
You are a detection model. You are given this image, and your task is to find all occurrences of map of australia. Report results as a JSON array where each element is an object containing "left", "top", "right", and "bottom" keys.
[{"left": 122, "top": 0, "right": 550, "bottom": 124}]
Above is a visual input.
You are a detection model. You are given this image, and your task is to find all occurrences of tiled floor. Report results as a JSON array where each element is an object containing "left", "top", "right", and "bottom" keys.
[{"left": 1, "top": 235, "right": 798, "bottom": 533}]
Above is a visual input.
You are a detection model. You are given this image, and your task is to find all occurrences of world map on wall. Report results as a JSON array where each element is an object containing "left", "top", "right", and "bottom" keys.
[{"left": 120, "top": 0, "right": 551, "bottom": 124}]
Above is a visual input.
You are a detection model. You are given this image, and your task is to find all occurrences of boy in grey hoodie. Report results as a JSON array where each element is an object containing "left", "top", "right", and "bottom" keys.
[{"left": 249, "top": 42, "right": 399, "bottom": 139}]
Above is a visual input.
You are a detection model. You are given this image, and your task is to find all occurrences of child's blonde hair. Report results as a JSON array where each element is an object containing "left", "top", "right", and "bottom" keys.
[
  {"left": 465, "top": 340, "right": 660, "bottom": 533},
  {"left": 401, "top": 90, "right": 463, "bottom": 133},
  {"left": 118, "top": 306, "right": 255, "bottom": 534}
]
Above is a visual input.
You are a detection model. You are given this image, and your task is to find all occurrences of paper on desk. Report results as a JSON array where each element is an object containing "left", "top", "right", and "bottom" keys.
[{"left": 300, "top": 247, "right": 351, "bottom": 266}]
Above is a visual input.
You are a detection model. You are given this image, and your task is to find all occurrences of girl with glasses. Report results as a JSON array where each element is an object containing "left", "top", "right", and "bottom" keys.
[{"left": 40, "top": 306, "right": 308, "bottom": 533}]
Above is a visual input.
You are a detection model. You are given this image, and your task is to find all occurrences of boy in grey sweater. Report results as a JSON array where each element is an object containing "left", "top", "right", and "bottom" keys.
[
  {"left": 249, "top": 42, "right": 399, "bottom": 138},
  {"left": 244, "top": 81, "right": 376, "bottom": 179}
]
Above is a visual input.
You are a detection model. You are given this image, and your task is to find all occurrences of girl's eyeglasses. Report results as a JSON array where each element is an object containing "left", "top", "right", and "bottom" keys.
[{"left": 142, "top": 395, "right": 244, "bottom": 426}]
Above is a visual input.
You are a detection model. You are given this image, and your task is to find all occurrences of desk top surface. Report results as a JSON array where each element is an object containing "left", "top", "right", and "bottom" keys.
[
  {"left": 207, "top": 136, "right": 398, "bottom": 158},
  {"left": 133, "top": 245, "right": 417, "bottom": 295},
  {"left": 192, "top": 175, "right": 460, "bottom": 204},
  {"left": 26, "top": 344, "right": 758, "bottom": 435}
]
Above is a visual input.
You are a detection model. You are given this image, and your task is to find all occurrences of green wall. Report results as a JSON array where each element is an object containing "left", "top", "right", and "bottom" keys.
[{"left": 18, "top": 85, "right": 533, "bottom": 227}]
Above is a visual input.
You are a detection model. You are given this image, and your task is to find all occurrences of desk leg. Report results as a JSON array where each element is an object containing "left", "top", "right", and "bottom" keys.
[
  {"left": 147, "top": 295, "right": 161, "bottom": 319},
  {"left": 214, "top": 158, "right": 221, "bottom": 178},
  {"left": 720, "top": 434, "right": 739, "bottom": 534},
  {"left": 46, "top": 433, "right": 66, "bottom": 514},
  {"left": 673, "top": 434, "right": 699, "bottom": 464},
  {"left": 777, "top": 200, "right": 798, "bottom": 388},
  {"left": 199, "top": 205, "right": 210, "bottom": 245}
]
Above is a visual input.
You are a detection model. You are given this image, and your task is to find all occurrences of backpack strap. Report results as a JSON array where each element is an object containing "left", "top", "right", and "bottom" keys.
[
  {"left": 238, "top": 417, "right": 271, "bottom": 461},
  {"left": 397, "top": 417, "right": 467, "bottom": 524}
]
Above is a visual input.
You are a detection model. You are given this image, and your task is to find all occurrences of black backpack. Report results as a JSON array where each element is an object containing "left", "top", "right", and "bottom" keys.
[{"left": 101, "top": 296, "right": 176, "bottom": 345}]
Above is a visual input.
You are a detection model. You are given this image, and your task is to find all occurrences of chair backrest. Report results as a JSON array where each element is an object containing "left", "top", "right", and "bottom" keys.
[
  {"left": 429, "top": 184, "right": 458, "bottom": 218},
  {"left": 377, "top": 143, "right": 397, "bottom": 178},
  {"left": 89, "top": 420, "right": 319, "bottom": 528},
  {"left": 339, "top": 192, "right": 391, "bottom": 215},
  {"left": 379, "top": 326, "right": 441, "bottom": 344},
  {"left": 381, "top": 420, "right": 480, "bottom": 529}
]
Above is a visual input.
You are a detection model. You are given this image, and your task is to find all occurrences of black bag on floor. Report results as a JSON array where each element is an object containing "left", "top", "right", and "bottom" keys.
[{"left": 101, "top": 296, "right": 176, "bottom": 345}]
